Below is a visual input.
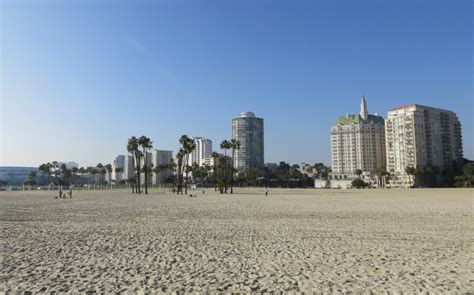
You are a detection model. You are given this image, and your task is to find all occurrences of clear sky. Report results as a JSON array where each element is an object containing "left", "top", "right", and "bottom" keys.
[{"left": 1, "top": 0, "right": 472, "bottom": 167}]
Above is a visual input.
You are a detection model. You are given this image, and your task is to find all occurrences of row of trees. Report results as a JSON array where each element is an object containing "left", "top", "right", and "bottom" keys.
[
  {"left": 405, "top": 160, "right": 472, "bottom": 188},
  {"left": 35, "top": 161, "right": 114, "bottom": 187},
  {"left": 349, "top": 162, "right": 472, "bottom": 189},
  {"left": 174, "top": 136, "right": 242, "bottom": 194},
  {"left": 454, "top": 163, "right": 474, "bottom": 187},
  {"left": 126, "top": 136, "right": 153, "bottom": 194},
  {"left": 125, "top": 135, "right": 243, "bottom": 195}
]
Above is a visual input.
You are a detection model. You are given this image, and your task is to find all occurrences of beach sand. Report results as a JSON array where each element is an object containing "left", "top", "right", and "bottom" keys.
[{"left": 1, "top": 188, "right": 472, "bottom": 293}]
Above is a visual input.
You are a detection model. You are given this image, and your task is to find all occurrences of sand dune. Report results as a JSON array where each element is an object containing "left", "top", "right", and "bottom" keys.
[{"left": 1, "top": 188, "right": 472, "bottom": 293}]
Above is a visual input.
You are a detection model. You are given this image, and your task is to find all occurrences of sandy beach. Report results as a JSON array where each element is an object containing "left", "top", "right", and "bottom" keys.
[{"left": 0, "top": 188, "right": 472, "bottom": 293}]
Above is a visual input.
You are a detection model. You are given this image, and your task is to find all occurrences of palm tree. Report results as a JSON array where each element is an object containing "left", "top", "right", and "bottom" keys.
[
  {"left": 176, "top": 148, "right": 185, "bottom": 194},
  {"left": 114, "top": 167, "right": 123, "bottom": 184},
  {"left": 230, "top": 139, "right": 241, "bottom": 194},
  {"left": 152, "top": 164, "right": 161, "bottom": 187},
  {"left": 135, "top": 150, "right": 143, "bottom": 192},
  {"left": 167, "top": 159, "right": 177, "bottom": 191},
  {"left": 220, "top": 140, "right": 232, "bottom": 193},
  {"left": 91, "top": 167, "right": 98, "bottom": 188},
  {"left": 96, "top": 163, "right": 104, "bottom": 186},
  {"left": 202, "top": 163, "right": 212, "bottom": 187},
  {"left": 355, "top": 169, "right": 363, "bottom": 179},
  {"left": 138, "top": 136, "right": 153, "bottom": 194},
  {"left": 179, "top": 135, "right": 196, "bottom": 194},
  {"left": 127, "top": 136, "right": 140, "bottom": 194},
  {"left": 211, "top": 151, "right": 219, "bottom": 180},
  {"left": 105, "top": 164, "right": 112, "bottom": 186}
]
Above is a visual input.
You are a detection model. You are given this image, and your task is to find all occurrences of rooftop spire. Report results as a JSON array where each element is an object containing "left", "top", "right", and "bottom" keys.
[{"left": 360, "top": 96, "right": 368, "bottom": 120}]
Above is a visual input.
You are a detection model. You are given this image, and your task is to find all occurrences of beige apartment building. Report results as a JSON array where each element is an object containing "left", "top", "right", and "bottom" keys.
[
  {"left": 385, "top": 104, "right": 463, "bottom": 187},
  {"left": 330, "top": 97, "right": 386, "bottom": 187}
]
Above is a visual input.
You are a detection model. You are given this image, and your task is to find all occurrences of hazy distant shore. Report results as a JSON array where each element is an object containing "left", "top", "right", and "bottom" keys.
[{"left": 1, "top": 188, "right": 472, "bottom": 293}]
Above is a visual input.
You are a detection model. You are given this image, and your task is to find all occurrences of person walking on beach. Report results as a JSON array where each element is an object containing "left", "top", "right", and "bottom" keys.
[{"left": 264, "top": 187, "right": 268, "bottom": 197}]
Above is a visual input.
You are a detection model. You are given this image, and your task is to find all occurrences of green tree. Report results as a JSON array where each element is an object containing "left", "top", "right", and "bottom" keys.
[
  {"left": 62, "top": 169, "right": 73, "bottom": 185},
  {"left": 351, "top": 178, "right": 368, "bottom": 188},
  {"left": 26, "top": 170, "right": 37, "bottom": 187},
  {"left": 459, "top": 163, "right": 474, "bottom": 187},
  {"left": 38, "top": 163, "right": 52, "bottom": 185},
  {"left": 51, "top": 161, "right": 60, "bottom": 183},
  {"left": 405, "top": 166, "right": 416, "bottom": 187}
]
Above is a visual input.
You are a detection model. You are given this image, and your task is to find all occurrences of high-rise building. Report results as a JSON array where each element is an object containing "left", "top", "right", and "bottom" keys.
[
  {"left": 151, "top": 149, "right": 174, "bottom": 185},
  {"left": 123, "top": 155, "right": 134, "bottom": 182},
  {"left": 188, "top": 137, "right": 212, "bottom": 167},
  {"left": 111, "top": 155, "right": 125, "bottom": 183},
  {"left": 385, "top": 104, "right": 463, "bottom": 187},
  {"left": 232, "top": 112, "right": 264, "bottom": 172},
  {"left": 330, "top": 97, "right": 386, "bottom": 179}
]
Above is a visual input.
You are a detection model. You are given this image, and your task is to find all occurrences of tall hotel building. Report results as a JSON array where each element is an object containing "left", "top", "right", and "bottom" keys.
[
  {"left": 123, "top": 155, "right": 135, "bottom": 181},
  {"left": 385, "top": 105, "right": 463, "bottom": 187},
  {"left": 151, "top": 149, "right": 174, "bottom": 185},
  {"left": 331, "top": 97, "right": 386, "bottom": 178},
  {"left": 232, "top": 112, "right": 264, "bottom": 172},
  {"left": 111, "top": 155, "right": 125, "bottom": 183},
  {"left": 188, "top": 137, "right": 212, "bottom": 166}
]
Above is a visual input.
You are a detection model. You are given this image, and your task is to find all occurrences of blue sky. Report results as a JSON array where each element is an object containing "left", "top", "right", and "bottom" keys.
[{"left": 1, "top": 0, "right": 472, "bottom": 167}]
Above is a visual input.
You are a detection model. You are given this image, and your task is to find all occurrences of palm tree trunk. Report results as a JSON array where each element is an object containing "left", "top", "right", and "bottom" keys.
[
  {"left": 131, "top": 175, "right": 135, "bottom": 193},
  {"left": 177, "top": 159, "right": 182, "bottom": 194},
  {"left": 184, "top": 154, "right": 189, "bottom": 194},
  {"left": 136, "top": 153, "right": 141, "bottom": 194},
  {"left": 223, "top": 149, "right": 228, "bottom": 193},
  {"left": 231, "top": 149, "right": 234, "bottom": 194},
  {"left": 143, "top": 148, "right": 148, "bottom": 194}
]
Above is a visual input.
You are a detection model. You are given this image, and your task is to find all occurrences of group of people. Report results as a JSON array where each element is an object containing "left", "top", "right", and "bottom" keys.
[{"left": 55, "top": 189, "right": 73, "bottom": 199}]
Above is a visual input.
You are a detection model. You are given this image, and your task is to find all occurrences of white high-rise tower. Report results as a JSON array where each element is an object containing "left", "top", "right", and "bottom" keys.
[{"left": 188, "top": 137, "right": 212, "bottom": 166}]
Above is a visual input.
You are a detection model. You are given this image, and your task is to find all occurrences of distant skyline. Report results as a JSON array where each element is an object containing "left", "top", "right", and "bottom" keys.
[{"left": 1, "top": 0, "right": 472, "bottom": 167}]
